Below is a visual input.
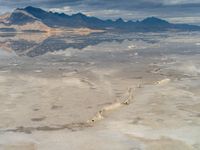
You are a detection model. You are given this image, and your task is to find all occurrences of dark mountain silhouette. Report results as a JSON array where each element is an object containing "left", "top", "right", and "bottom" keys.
[{"left": 1, "top": 6, "right": 200, "bottom": 32}]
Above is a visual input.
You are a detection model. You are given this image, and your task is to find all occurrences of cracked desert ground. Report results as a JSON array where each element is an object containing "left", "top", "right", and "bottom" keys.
[{"left": 0, "top": 32, "right": 200, "bottom": 150}]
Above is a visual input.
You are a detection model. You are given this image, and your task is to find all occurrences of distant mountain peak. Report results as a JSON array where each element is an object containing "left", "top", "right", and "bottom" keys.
[
  {"left": 8, "top": 8, "right": 39, "bottom": 25},
  {"left": 13, "top": 9, "right": 37, "bottom": 18},
  {"left": 116, "top": 18, "right": 124, "bottom": 23},
  {"left": 15, "top": 6, "right": 39, "bottom": 12},
  {"left": 24, "top": 6, "right": 42, "bottom": 11},
  {"left": 25, "top": 6, "right": 36, "bottom": 9},
  {"left": 71, "top": 13, "right": 87, "bottom": 18},
  {"left": 23, "top": 6, "right": 47, "bottom": 15},
  {"left": 141, "top": 17, "right": 169, "bottom": 25}
]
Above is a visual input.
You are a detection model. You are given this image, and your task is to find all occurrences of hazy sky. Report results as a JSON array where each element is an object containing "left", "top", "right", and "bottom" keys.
[{"left": 0, "top": 0, "right": 200, "bottom": 24}]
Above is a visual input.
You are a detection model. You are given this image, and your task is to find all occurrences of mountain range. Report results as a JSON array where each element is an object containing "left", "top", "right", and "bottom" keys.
[{"left": 0, "top": 6, "right": 200, "bottom": 32}]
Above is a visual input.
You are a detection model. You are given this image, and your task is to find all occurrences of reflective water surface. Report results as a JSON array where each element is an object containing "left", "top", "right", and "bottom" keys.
[{"left": 0, "top": 31, "right": 200, "bottom": 150}]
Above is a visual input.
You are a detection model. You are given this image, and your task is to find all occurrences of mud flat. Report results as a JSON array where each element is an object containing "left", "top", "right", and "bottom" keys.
[{"left": 0, "top": 32, "right": 200, "bottom": 149}]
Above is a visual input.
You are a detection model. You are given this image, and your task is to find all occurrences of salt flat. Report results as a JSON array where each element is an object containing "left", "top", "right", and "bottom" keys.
[{"left": 0, "top": 32, "right": 200, "bottom": 150}]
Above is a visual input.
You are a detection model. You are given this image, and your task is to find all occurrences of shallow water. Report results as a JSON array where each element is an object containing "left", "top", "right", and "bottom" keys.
[{"left": 0, "top": 31, "right": 200, "bottom": 150}]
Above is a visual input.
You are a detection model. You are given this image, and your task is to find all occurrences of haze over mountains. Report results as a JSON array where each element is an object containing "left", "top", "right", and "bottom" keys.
[{"left": 0, "top": 6, "right": 200, "bottom": 32}]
